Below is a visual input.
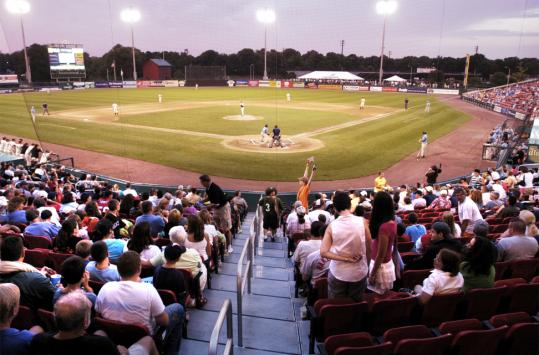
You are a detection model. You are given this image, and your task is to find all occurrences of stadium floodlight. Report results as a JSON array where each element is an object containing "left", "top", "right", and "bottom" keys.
[
  {"left": 6, "top": 0, "right": 31, "bottom": 83},
  {"left": 121, "top": 7, "right": 141, "bottom": 80},
  {"left": 256, "top": 8, "right": 276, "bottom": 80},
  {"left": 376, "top": 0, "right": 398, "bottom": 84}
]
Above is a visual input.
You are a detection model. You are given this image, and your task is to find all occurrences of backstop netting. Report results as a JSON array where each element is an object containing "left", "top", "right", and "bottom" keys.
[{"left": 184, "top": 65, "right": 227, "bottom": 86}]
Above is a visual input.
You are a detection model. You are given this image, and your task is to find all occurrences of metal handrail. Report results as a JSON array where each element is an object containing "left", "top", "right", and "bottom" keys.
[{"left": 208, "top": 298, "right": 234, "bottom": 355}]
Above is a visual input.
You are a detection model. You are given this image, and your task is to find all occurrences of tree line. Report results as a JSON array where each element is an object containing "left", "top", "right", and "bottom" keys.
[{"left": 0, "top": 43, "right": 537, "bottom": 86}]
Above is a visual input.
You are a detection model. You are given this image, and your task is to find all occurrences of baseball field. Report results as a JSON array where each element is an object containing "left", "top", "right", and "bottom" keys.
[{"left": 0, "top": 87, "right": 470, "bottom": 181}]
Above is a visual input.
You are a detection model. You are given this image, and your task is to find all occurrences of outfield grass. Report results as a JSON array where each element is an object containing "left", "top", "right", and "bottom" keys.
[{"left": 0, "top": 88, "right": 470, "bottom": 181}]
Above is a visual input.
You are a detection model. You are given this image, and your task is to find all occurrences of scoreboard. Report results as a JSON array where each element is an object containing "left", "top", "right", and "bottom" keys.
[{"left": 48, "top": 44, "right": 86, "bottom": 79}]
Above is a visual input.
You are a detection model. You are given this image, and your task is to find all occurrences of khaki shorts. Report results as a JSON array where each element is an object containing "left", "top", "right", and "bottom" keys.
[{"left": 214, "top": 203, "right": 232, "bottom": 232}]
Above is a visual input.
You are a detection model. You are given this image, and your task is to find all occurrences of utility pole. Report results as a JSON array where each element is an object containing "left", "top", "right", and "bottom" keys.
[{"left": 340, "top": 40, "right": 344, "bottom": 71}]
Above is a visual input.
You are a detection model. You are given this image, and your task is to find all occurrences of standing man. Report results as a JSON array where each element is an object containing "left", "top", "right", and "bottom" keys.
[
  {"left": 417, "top": 131, "right": 428, "bottom": 160},
  {"left": 286, "top": 92, "right": 291, "bottom": 103},
  {"left": 42, "top": 103, "right": 49, "bottom": 116},
  {"left": 199, "top": 175, "right": 233, "bottom": 254},
  {"left": 374, "top": 172, "right": 388, "bottom": 193},
  {"left": 30, "top": 106, "right": 36, "bottom": 122},
  {"left": 260, "top": 124, "right": 269, "bottom": 143},
  {"left": 158, "top": 94, "right": 163, "bottom": 103},
  {"left": 425, "top": 99, "right": 431, "bottom": 113},
  {"left": 360, "top": 97, "right": 366, "bottom": 110},
  {"left": 240, "top": 101, "right": 245, "bottom": 117},
  {"left": 404, "top": 97, "right": 409, "bottom": 110},
  {"left": 112, "top": 103, "right": 119, "bottom": 117},
  {"left": 270, "top": 125, "right": 281, "bottom": 148},
  {"left": 297, "top": 159, "right": 316, "bottom": 209},
  {"left": 454, "top": 187, "right": 484, "bottom": 236}
]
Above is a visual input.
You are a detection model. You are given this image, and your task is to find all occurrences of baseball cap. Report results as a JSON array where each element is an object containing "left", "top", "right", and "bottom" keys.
[
  {"left": 296, "top": 206, "right": 306, "bottom": 215},
  {"left": 360, "top": 191, "right": 368, "bottom": 197},
  {"left": 440, "top": 190, "right": 448, "bottom": 195},
  {"left": 425, "top": 186, "right": 433, "bottom": 192}
]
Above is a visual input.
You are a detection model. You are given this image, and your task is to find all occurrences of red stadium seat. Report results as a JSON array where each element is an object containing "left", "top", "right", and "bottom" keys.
[
  {"left": 438, "top": 318, "right": 483, "bottom": 335},
  {"left": 401, "top": 269, "right": 431, "bottom": 289},
  {"left": 47, "top": 252, "right": 72, "bottom": 272},
  {"left": 11, "top": 305, "right": 35, "bottom": 330},
  {"left": 24, "top": 235, "right": 52, "bottom": 249},
  {"left": 509, "top": 258, "right": 539, "bottom": 281},
  {"left": 463, "top": 286, "right": 507, "bottom": 320},
  {"left": 23, "top": 248, "right": 51, "bottom": 268},
  {"left": 37, "top": 308, "right": 56, "bottom": 331},
  {"left": 88, "top": 279, "right": 105, "bottom": 295},
  {"left": 393, "top": 334, "right": 452, "bottom": 355},
  {"left": 450, "top": 326, "right": 508, "bottom": 355},
  {"left": 324, "top": 332, "right": 374, "bottom": 355},
  {"left": 334, "top": 342, "right": 393, "bottom": 355},
  {"left": 494, "top": 261, "right": 511, "bottom": 281},
  {"left": 494, "top": 277, "right": 527, "bottom": 287},
  {"left": 500, "top": 323, "right": 539, "bottom": 355},
  {"left": 157, "top": 289, "right": 177, "bottom": 306},
  {"left": 420, "top": 293, "right": 463, "bottom": 327},
  {"left": 368, "top": 294, "right": 417, "bottom": 335},
  {"left": 397, "top": 241, "right": 414, "bottom": 253},
  {"left": 502, "top": 283, "right": 539, "bottom": 315},
  {"left": 489, "top": 312, "right": 534, "bottom": 328},
  {"left": 94, "top": 317, "right": 149, "bottom": 347}
]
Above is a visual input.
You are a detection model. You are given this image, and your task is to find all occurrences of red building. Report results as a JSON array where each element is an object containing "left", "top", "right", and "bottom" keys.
[{"left": 142, "top": 59, "right": 172, "bottom": 80}]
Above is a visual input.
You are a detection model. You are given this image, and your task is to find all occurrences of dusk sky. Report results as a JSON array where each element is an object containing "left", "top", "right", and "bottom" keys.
[{"left": 0, "top": 0, "right": 537, "bottom": 59}]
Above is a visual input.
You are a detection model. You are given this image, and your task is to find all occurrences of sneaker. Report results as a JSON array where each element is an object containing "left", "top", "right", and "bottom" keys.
[
  {"left": 228, "top": 246, "right": 234, "bottom": 254},
  {"left": 301, "top": 306, "right": 308, "bottom": 320}
]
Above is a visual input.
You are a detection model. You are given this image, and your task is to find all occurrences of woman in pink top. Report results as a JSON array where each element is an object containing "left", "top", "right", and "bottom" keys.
[{"left": 368, "top": 192, "right": 397, "bottom": 295}]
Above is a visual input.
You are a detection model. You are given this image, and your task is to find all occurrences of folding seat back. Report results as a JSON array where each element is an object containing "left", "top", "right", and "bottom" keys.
[
  {"left": 494, "top": 261, "right": 512, "bottom": 280},
  {"left": 140, "top": 263, "right": 155, "bottom": 278},
  {"left": 502, "top": 323, "right": 539, "bottom": 355},
  {"left": 400, "top": 252, "right": 420, "bottom": 265},
  {"left": 318, "top": 302, "right": 368, "bottom": 340},
  {"left": 420, "top": 293, "right": 463, "bottom": 327},
  {"left": 397, "top": 241, "right": 414, "bottom": 253},
  {"left": 494, "top": 278, "right": 527, "bottom": 287},
  {"left": 393, "top": 333, "right": 452, "bottom": 355},
  {"left": 464, "top": 286, "right": 507, "bottom": 320},
  {"left": 154, "top": 238, "right": 171, "bottom": 248},
  {"left": 324, "top": 332, "right": 373, "bottom": 355},
  {"left": 313, "top": 277, "right": 328, "bottom": 300},
  {"left": 94, "top": 317, "right": 149, "bottom": 347},
  {"left": 23, "top": 248, "right": 51, "bottom": 268},
  {"left": 157, "top": 289, "right": 178, "bottom": 306},
  {"left": 509, "top": 258, "right": 539, "bottom": 281},
  {"left": 505, "top": 283, "right": 539, "bottom": 314},
  {"left": 24, "top": 235, "right": 52, "bottom": 249},
  {"left": 37, "top": 308, "right": 56, "bottom": 331},
  {"left": 369, "top": 295, "right": 417, "bottom": 335},
  {"left": 88, "top": 279, "right": 105, "bottom": 295},
  {"left": 438, "top": 319, "right": 483, "bottom": 335},
  {"left": 383, "top": 324, "right": 433, "bottom": 348},
  {"left": 401, "top": 269, "right": 431, "bottom": 289},
  {"left": 11, "top": 305, "right": 35, "bottom": 330},
  {"left": 489, "top": 312, "right": 532, "bottom": 328},
  {"left": 47, "top": 252, "right": 72, "bottom": 272},
  {"left": 450, "top": 326, "right": 508, "bottom": 355},
  {"left": 334, "top": 342, "right": 393, "bottom": 355}
]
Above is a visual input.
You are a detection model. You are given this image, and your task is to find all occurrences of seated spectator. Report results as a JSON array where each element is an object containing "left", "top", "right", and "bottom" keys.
[
  {"left": 85, "top": 241, "right": 120, "bottom": 282},
  {"left": 497, "top": 218, "right": 539, "bottom": 261},
  {"left": 293, "top": 221, "right": 325, "bottom": 269},
  {"left": 287, "top": 206, "right": 311, "bottom": 236},
  {"left": 454, "top": 187, "right": 484, "bottom": 236},
  {"left": 96, "top": 251, "right": 184, "bottom": 355},
  {"left": 414, "top": 249, "right": 464, "bottom": 304},
  {"left": 93, "top": 219, "right": 126, "bottom": 263},
  {"left": 31, "top": 290, "right": 157, "bottom": 354},
  {"left": 307, "top": 202, "right": 333, "bottom": 225},
  {"left": 53, "top": 219, "right": 83, "bottom": 254},
  {"left": 494, "top": 195, "right": 520, "bottom": 219},
  {"left": 483, "top": 191, "right": 503, "bottom": 211},
  {"left": 0, "top": 283, "right": 43, "bottom": 355},
  {"left": 412, "top": 190, "right": 427, "bottom": 209},
  {"left": 33, "top": 197, "right": 61, "bottom": 226},
  {"left": 519, "top": 210, "right": 539, "bottom": 238},
  {"left": 82, "top": 202, "right": 101, "bottom": 234},
  {"left": 152, "top": 245, "right": 187, "bottom": 306},
  {"left": 404, "top": 213, "right": 427, "bottom": 244},
  {"left": 0, "top": 236, "right": 56, "bottom": 310},
  {"left": 0, "top": 196, "right": 26, "bottom": 225},
  {"left": 427, "top": 189, "right": 452, "bottom": 210},
  {"left": 398, "top": 196, "right": 414, "bottom": 212},
  {"left": 185, "top": 215, "right": 212, "bottom": 262},
  {"left": 122, "top": 182, "right": 138, "bottom": 198},
  {"left": 119, "top": 193, "right": 135, "bottom": 216},
  {"left": 75, "top": 240, "right": 92, "bottom": 267},
  {"left": 59, "top": 192, "right": 78, "bottom": 215},
  {"left": 135, "top": 201, "right": 165, "bottom": 237},
  {"left": 24, "top": 209, "right": 60, "bottom": 240},
  {"left": 163, "top": 208, "right": 187, "bottom": 238},
  {"left": 199, "top": 209, "right": 224, "bottom": 246},
  {"left": 53, "top": 256, "right": 96, "bottom": 306},
  {"left": 443, "top": 211, "right": 461, "bottom": 239},
  {"left": 424, "top": 186, "right": 437, "bottom": 206},
  {"left": 396, "top": 223, "right": 410, "bottom": 242},
  {"left": 407, "top": 221, "right": 462, "bottom": 270},
  {"left": 103, "top": 199, "right": 126, "bottom": 238},
  {"left": 125, "top": 222, "right": 161, "bottom": 262},
  {"left": 149, "top": 226, "right": 207, "bottom": 291},
  {"left": 460, "top": 236, "right": 496, "bottom": 293}
]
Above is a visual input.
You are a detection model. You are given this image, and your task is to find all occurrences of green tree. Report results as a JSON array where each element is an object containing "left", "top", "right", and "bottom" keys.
[{"left": 490, "top": 72, "right": 508, "bottom": 86}]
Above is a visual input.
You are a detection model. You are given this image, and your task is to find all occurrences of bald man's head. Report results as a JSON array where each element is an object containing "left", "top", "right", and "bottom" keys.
[{"left": 54, "top": 290, "right": 91, "bottom": 332}]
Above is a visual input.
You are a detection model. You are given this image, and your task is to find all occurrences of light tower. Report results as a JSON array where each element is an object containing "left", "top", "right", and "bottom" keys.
[
  {"left": 121, "top": 7, "right": 141, "bottom": 80},
  {"left": 6, "top": 0, "right": 32, "bottom": 83},
  {"left": 376, "top": 0, "right": 398, "bottom": 84},
  {"left": 256, "top": 8, "right": 276, "bottom": 80}
]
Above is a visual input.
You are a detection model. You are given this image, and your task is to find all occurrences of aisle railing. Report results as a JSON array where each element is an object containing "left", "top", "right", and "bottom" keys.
[{"left": 208, "top": 298, "right": 233, "bottom": 355}]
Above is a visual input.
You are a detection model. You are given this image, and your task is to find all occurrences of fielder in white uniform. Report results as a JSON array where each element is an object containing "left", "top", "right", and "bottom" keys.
[
  {"left": 112, "top": 103, "right": 119, "bottom": 116},
  {"left": 158, "top": 94, "right": 163, "bottom": 103},
  {"left": 240, "top": 101, "right": 245, "bottom": 117},
  {"left": 425, "top": 100, "right": 431, "bottom": 113},
  {"left": 417, "top": 131, "right": 428, "bottom": 159},
  {"left": 30, "top": 106, "right": 36, "bottom": 122},
  {"left": 360, "top": 97, "right": 366, "bottom": 110},
  {"left": 260, "top": 124, "right": 269, "bottom": 142},
  {"left": 286, "top": 93, "right": 291, "bottom": 102}
]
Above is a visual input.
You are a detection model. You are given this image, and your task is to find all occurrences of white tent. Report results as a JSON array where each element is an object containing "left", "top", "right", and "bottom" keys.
[
  {"left": 298, "top": 71, "right": 364, "bottom": 81},
  {"left": 384, "top": 75, "right": 407, "bottom": 82}
]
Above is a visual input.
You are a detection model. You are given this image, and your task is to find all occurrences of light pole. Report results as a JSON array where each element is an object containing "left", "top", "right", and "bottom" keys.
[
  {"left": 6, "top": 0, "right": 31, "bottom": 83},
  {"left": 256, "top": 8, "right": 275, "bottom": 80},
  {"left": 376, "top": 0, "right": 397, "bottom": 85},
  {"left": 120, "top": 7, "right": 141, "bottom": 80},
  {"left": 505, "top": 66, "right": 511, "bottom": 86}
]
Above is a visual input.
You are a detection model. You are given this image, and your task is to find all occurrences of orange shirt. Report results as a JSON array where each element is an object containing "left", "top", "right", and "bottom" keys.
[{"left": 297, "top": 184, "right": 310, "bottom": 208}]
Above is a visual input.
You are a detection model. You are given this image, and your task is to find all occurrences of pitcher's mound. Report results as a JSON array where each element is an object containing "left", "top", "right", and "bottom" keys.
[
  {"left": 222, "top": 135, "right": 324, "bottom": 154},
  {"left": 223, "top": 115, "right": 263, "bottom": 121}
]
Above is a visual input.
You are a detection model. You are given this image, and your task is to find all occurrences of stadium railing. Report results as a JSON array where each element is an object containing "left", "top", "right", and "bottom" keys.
[{"left": 208, "top": 298, "right": 234, "bottom": 355}]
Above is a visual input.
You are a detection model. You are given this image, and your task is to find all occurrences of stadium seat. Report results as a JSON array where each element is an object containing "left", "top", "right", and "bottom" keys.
[
  {"left": 94, "top": 317, "right": 149, "bottom": 347},
  {"left": 368, "top": 294, "right": 417, "bottom": 335},
  {"left": 400, "top": 252, "right": 420, "bottom": 265},
  {"left": 420, "top": 293, "right": 463, "bottom": 327},
  {"left": 450, "top": 325, "right": 508, "bottom": 355},
  {"left": 323, "top": 332, "right": 374, "bottom": 355},
  {"left": 23, "top": 235, "right": 52, "bottom": 249},
  {"left": 462, "top": 286, "right": 507, "bottom": 320},
  {"left": 333, "top": 342, "right": 393, "bottom": 355},
  {"left": 494, "top": 261, "right": 512, "bottom": 280},
  {"left": 11, "top": 305, "right": 35, "bottom": 330},
  {"left": 509, "top": 258, "right": 539, "bottom": 281},
  {"left": 501, "top": 283, "right": 539, "bottom": 314},
  {"left": 47, "top": 252, "right": 72, "bottom": 272},
  {"left": 23, "top": 248, "right": 51, "bottom": 268},
  {"left": 382, "top": 324, "right": 433, "bottom": 349},
  {"left": 500, "top": 323, "right": 539, "bottom": 355},
  {"left": 154, "top": 238, "right": 171, "bottom": 248},
  {"left": 489, "top": 312, "right": 535, "bottom": 328},
  {"left": 401, "top": 269, "right": 431, "bottom": 289},
  {"left": 494, "top": 277, "right": 527, "bottom": 287},
  {"left": 88, "top": 279, "right": 105, "bottom": 295},
  {"left": 397, "top": 241, "right": 414, "bottom": 253},
  {"left": 393, "top": 333, "right": 452, "bottom": 355},
  {"left": 37, "top": 308, "right": 56, "bottom": 331},
  {"left": 140, "top": 263, "right": 155, "bottom": 278},
  {"left": 157, "top": 289, "right": 178, "bottom": 306},
  {"left": 438, "top": 318, "right": 483, "bottom": 335}
]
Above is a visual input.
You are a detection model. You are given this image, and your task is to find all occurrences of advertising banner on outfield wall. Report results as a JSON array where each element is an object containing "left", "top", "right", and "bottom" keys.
[
  {"left": 0, "top": 74, "right": 18, "bottom": 84},
  {"left": 85, "top": 82, "right": 95, "bottom": 88},
  {"left": 398, "top": 88, "right": 408, "bottom": 93},
  {"left": 236, "top": 80, "right": 249, "bottom": 86},
  {"left": 293, "top": 82, "right": 305, "bottom": 88},
  {"left": 122, "top": 81, "right": 137, "bottom": 88},
  {"left": 370, "top": 86, "right": 382, "bottom": 92},
  {"left": 269, "top": 80, "right": 281, "bottom": 88},
  {"left": 108, "top": 82, "right": 123, "bottom": 88},
  {"left": 136, "top": 81, "right": 150, "bottom": 88},
  {"left": 281, "top": 81, "right": 294, "bottom": 88},
  {"left": 149, "top": 81, "right": 165, "bottom": 87},
  {"left": 429, "top": 88, "right": 459, "bottom": 95},
  {"left": 382, "top": 87, "right": 398, "bottom": 92},
  {"left": 318, "top": 84, "right": 342, "bottom": 90},
  {"left": 95, "top": 82, "right": 110, "bottom": 88},
  {"left": 358, "top": 86, "right": 370, "bottom": 91},
  {"left": 179, "top": 81, "right": 186, "bottom": 87},
  {"left": 248, "top": 80, "right": 259, "bottom": 87},
  {"left": 258, "top": 80, "right": 270, "bottom": 87},
  {"left": 406, "top": 87, "right": 427, "bottom": 93},
  {"left": 305, "top": 82, "right": 318, "bottom": 89},
  {"left": 163, "top": 80, "right": 179, "bottom": 87},
  {"left": 343, "top": 85, "right": 360, "bottom": 91}
]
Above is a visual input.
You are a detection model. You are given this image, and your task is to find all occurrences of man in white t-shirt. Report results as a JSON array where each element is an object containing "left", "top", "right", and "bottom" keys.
[
  {"left": 95, "top": 251, "right": 185, "bottom": 354},
  {"left": 360, "top": 97, "right": 365, "bottom": 109},
  {"left": 292, "top": 221, "right": 326, "bottom": 269},
  {"left": 308, "top": 202, "right": 333, "bottom": 225},
  {"left": 122, "top": 182, "right": 138, "bottom": 198},
  {"left": 454, "top": 187, "right": 484, "bottom": 235}
]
